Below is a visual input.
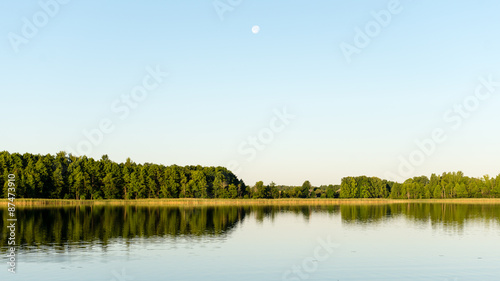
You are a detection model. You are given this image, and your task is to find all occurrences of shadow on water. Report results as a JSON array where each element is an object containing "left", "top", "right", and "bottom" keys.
[
  {"left": 1, "top": 203, "right": 499, "bottom": 250},
  {"left": 340, "top": 203, "right": 500, "bottom": 231},
  {"left": 1, "top": 206, "right": 248, "bottom": 248}
]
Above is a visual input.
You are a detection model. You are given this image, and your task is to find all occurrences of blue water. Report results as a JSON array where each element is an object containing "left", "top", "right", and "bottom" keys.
[{"left": 1, "top": 204, "right": 499, "bottom": 280}]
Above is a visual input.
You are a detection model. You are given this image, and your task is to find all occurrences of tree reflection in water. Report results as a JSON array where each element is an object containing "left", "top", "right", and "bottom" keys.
[{"left": 1, "top": 204, "right": 498, "bottom": 250}]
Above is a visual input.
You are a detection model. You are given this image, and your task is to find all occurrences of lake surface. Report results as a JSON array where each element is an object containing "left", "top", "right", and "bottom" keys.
[{"left": 1, "top": 203, "right": 500, "bottom": 280}]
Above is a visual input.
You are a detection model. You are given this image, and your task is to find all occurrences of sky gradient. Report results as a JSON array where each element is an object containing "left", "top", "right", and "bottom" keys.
[{"left": 1, "top": 0, "right": 500, "bottom": 186}]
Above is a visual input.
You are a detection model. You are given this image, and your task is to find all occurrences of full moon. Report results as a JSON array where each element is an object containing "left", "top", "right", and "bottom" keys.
[{"left": 252, "top": 25, "right": 260, "bottom": 34}]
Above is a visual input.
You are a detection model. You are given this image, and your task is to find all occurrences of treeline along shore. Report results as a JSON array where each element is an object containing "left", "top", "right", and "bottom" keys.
[{"left": 1, "top": 151, "right": 500, "bottom": 200}]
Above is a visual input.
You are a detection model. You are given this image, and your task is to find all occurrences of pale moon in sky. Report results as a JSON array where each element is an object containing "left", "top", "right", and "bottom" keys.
[{"left": 252, "top": 25, "right": 260, "bottom": 34}]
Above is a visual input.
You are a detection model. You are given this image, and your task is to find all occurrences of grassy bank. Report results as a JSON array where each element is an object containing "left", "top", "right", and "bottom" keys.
[{"left": 1, "top": 198, "right": 500, "bottom": 207}]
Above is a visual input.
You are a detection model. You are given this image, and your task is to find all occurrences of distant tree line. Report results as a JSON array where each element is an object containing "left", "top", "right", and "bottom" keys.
[
  {"left": 251, "top": 181, "right": 340, "bottom": 199},
  {"left": 1, "top": 151, "right": 499, "bottom": 199}
]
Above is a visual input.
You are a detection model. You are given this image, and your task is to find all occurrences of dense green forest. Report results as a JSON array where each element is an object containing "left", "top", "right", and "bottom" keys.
[
  {"left": 339, "top": 173, "right": 500, "bottom": 199},
  {"left": 1, "top": 151, "right": 499, "bottom": 199},
  {"left": 0, "top": 151, "right": 246, "bottom": 199}
]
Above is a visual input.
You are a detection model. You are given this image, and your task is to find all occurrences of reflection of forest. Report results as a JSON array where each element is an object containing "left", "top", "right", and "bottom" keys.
[
  {"left": 340, "top": 204, "right": 500, "bottom": 229},
  {"left": 0, "top": 206, "right": 249, "bottom": 248},
  {"left": 1, "top": 204, "right": 499, "bottom": 248}
]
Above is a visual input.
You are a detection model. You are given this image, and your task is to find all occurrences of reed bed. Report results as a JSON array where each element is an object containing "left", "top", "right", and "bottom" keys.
[{"left": 1, "top": 198, "right": 500, "bottom": 207}]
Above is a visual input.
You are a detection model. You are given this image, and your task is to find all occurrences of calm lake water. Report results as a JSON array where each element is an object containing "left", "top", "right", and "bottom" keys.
[{"left": 1, "top": 203, "right": 500, "bottom": 280}]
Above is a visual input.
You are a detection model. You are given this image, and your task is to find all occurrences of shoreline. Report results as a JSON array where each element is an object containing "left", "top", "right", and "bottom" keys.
[{"left": 2, "top": 198, "right": 500, "bottom": 206}]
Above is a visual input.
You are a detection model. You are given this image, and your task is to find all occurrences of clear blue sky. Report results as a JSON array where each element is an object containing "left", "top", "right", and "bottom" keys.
[{"left": 1, "top": 0, "right": 499, "bottom": 186}]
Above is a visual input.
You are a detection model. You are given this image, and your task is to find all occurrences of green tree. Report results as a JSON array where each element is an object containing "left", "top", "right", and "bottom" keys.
[
  {"left": 340, "top": 177, "right": 358, "bottom": 198},
  {"left": 253, "top": 181, "right": 270, "bottom": 199},
  {"left": 298, "top": 180, "right": 311, "bottom": 198}
]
